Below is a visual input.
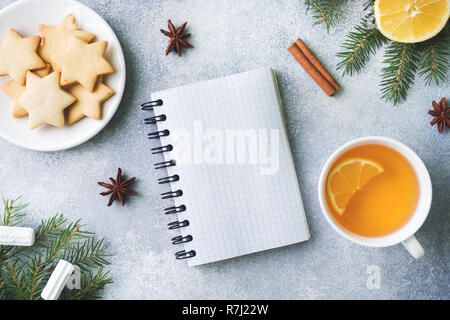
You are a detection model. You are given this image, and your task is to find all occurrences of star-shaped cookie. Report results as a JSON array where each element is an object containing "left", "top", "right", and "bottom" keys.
[
  {"left": 39, "top": 14, "right": 95, "bottom": 72},
  {"left": 67, "top": 81, "right": 114, "bottom": 124},
  {"left": 1, "top": 64, "right": 51, "bottom": 118},
  {"left": 0, "top": 29, "right": 46, "bottom": 85},
  {"left": 19, "top": 72, "right": 76, "bottom": 129},
  {"left": 52, "top": 36, "right": 114, "bottom": 91}
]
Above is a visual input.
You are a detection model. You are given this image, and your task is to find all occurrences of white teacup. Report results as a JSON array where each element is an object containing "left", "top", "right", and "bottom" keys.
[{"left": 318, "top": 136, "right": 432, "bottom": 259}]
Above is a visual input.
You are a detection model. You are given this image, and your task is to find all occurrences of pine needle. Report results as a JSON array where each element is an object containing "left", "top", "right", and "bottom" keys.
[
  {"left": 3, "top": 259, "right": 28, "bottom": 300},
  {"left": 337, "top": 14, "right": 386, "bottom": 76},
  {"left": 66, "top": 268, "right": 113, "bottom": 300},
  {"left": 34, "top": 213, "right": 67, "bottom": 244},
  {"left": 305, "top": 0, "right": 343, "bottom": 32},
  {"left": 417, "top": 25, "right": 449, "bottom": 86},
  {"left": 380, "top": 42, "right": 419, "bottom": 105},
  {"left": 362, "top": 0, "right": 373, "bottom": 10},
  {"left": 1, "top": 197, "right": 27, "bottom": 227},
  {"left": 24, "top": 255, "right": 47, "bottom": 300},
  {"left": 64, "top": 237, "right": 111, "bottom": 272},
  {"left": 0, "top": 198, "right": 28, "bottom": 263},
  {"left": 0, "top": 197, "right": 112, "bottom": 300}
]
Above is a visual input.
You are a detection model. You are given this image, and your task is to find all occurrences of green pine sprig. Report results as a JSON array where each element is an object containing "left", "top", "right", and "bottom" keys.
[
  {"left": 380, "top": 42, "right": 419, "bottom": 105},
  {"left": 417, "top": 24, "right": 449, "bottom": 86},
  {"left": 337, "top": 14, "right": 386, "bottom": 75},
  {"left": 305, "top": 0, "right": 343, "bottom": 32},
  {"left": 63, "top": 237, "right": 111, "bottom": 272},
  {"left": 362, "top": 0, "right": 373, "bottom": 11},
  {"left": 1, "top": 197, "right": 27, "bottom": 227},
  {"left": 0, "top": 198, "right": 112, "bottom": 300},
  {"left": 33, "top": 213, "right": 66, "bottom": 246},
  {"left": 62, "top": 268, "right": 113, "bottom": 300},
  {"left": 0, "top": 198, "right": 28, "bottom": 265},
  {"left": 2, "top": 259, "right": 28, "bottom": 300},
  {"left": 23, "top": 254, "right": 48, "bottom": 300}
]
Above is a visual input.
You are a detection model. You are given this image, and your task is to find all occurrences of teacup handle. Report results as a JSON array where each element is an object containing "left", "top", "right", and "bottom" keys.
[{"left": 402, "top": 235, "right": 425, "bottom": 259}]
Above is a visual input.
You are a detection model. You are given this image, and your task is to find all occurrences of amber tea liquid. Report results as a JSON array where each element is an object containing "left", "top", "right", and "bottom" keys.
[{"left": 326, "top": 144, "right": 420, "bottom": 237}]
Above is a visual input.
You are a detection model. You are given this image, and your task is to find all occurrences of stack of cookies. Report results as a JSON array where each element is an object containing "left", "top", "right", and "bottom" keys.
[{"left": 0, "top": 15, "right": 115, "bottom": 129}]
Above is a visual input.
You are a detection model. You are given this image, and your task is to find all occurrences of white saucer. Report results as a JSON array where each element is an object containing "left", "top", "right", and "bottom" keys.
[{"left": 0, "top": 0, "right": 126, "bottom": 151}]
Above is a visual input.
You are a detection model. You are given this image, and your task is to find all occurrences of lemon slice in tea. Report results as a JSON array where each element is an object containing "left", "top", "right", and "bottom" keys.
[{"left": 327, "top": 158, "right": 384, "bottom": 215}]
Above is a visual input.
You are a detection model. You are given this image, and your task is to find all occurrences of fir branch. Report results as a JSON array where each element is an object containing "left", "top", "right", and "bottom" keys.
[
  {"left": 380, "top": 42, "right": 419, "bottom": 105},
  {"left": 305, "top": 0, "right": 343, "bottom": 32},
  {"left": 64, "top": 237, "right": 111, "bottom": 272},
  {"left": 362, "top": 0, "right": 373, "bottom": 11},
  {"left": 0, "top": 245, "right": 11, "bottom": 266},
  {"left": 67, "top": 268, "right": 112, "bottom": 300},
  {"left": 337, "top": 14, "right": 386, "bottom": 76},
  {"left": 3, "top": 259, "right": 28, "bottom": 300},
  {"left": 23, "top": 253, "right": 60, "bottom": 300},
  {"left": 42, "top": 222, "right": 85, "bottom": 267},
  {"left": 22, "top": 255, "right": 47, "bottom": 300},
  {"left": 0, "top": 280, "right": 4, "bottom": 300},
  {"left": 418, "top": 25, "right": 449, "bottom": 86},
  {"left": 34, "top": 214, "right": 67, "bottom": 244},
  {"left": 0, "top": 197, "right": 112, "bottom": 300},
  {"left": 1, "top": 197, "right": 27, "bottom": 227},
  {"left": 0, "top": 198, "right": 28, "bottom": 266},
  {"left": 2, "top": 215, "right": 67, "bottom": 263},
  {"left": 28, "top": 259, "right": 40, "bottom": 300},
  {"left": 0, "top": 280, "right": 5, "bottom": 299}
]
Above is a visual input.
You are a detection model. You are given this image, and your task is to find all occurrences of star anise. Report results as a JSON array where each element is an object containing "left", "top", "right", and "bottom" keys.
[
  {"left": 160, "top": 19, "right": 193, "bottom": 57},
  {"left": 98, "top": 168, "right": 137, "bottom": 206},
  {"left": 428, "top": 97, "right": 449, "bottom": 133}
]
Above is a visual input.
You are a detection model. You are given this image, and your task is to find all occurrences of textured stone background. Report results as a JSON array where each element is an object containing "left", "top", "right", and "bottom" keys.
[{"left": 0, "top": 0, "right": 449, "bottom": 299}]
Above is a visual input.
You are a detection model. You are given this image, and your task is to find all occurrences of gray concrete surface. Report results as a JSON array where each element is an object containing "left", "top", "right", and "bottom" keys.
[{"left": 0, "top": 0, "right": 448, "bottom": 299}]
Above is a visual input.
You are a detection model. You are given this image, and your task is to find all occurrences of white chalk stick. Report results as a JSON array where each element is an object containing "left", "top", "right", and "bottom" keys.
[
  {"left": 41, "top": 260, "right": 75, "bottom": 300},
  {"left": 0, "top": 226, "right": 35, "bottom": 246}
]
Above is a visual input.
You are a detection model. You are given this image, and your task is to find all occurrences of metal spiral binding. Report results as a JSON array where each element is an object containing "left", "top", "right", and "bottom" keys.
[
  {"left": 145, "top": 114, "right": 167, "bottom": 124},
  {"left": 148, "top": 129, "right": 170, "bottom": 139},
  {"left": 161, "top": 190, "right": 183, "bottom": 199},
  {"left": 152, "top": 145, "right": 173, "bottom": 154},
  {"left": 154, "top": 160, "right": 176, "bottom": 169},
  {"left": 164, "top": 205, "right": 186, "bottom": 214},
  {"left": 172, "top": 235, "right": 193, "bottom": 244},
  {"left": 175, "top": 250, "right": 196, "bottom": 259},
  {"left": 141, "top": 99, "right": 163, "bottom": 110},
  {"left": 158, "top": 175, "right": 179, "bottom": 184},
  {"left": 142, "top": 99, "right": 195, "bottom": 261},
  {"left": 168, "top": 220, "right": 190, "bottom": 229}
]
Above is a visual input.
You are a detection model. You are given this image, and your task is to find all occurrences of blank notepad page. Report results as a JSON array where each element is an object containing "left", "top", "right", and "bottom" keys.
[{"left": 152, "top": 68, "right": 309, "bottom": 266}]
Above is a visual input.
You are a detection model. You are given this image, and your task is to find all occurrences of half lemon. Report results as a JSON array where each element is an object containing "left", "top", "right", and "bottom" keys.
[{"left": 374, "top": 0, "right": 450, "bottom": 43}]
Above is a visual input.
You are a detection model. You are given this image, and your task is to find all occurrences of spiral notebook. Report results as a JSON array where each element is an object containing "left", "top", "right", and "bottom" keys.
[{"left": 143, "top": 68, "right": 309, "bottom": 266}]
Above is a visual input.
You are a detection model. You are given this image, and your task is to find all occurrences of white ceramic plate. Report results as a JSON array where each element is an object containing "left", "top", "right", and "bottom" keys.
[{"left": 0, "top": 0, "right": 126, "bottom": 151}]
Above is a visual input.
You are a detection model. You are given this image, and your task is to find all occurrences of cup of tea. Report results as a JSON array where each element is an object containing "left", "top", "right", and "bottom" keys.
[{"left": 318, "top": 136, "right": 432, "bottom": 259}]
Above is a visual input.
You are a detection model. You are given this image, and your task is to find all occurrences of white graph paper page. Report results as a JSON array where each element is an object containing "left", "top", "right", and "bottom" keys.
[{"left": 151, "top": 68, "right": 309, "bottom": 266}]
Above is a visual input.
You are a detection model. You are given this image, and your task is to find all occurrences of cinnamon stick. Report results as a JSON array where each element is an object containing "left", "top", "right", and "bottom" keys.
[
  {"left": 288, "top": 38, "right": 340, "bottom": 96},
  {"left": 295, "top": 39, "right": 340, "bottom": 91}
]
